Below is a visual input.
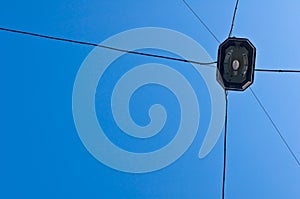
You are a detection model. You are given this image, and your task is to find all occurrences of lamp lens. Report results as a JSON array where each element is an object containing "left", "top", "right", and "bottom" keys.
[{"left": 232, "top": 60, "right": 240, "bottom": 70}]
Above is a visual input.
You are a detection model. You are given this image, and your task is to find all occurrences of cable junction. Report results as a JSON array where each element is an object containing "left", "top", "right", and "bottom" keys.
[{"left": 0, "top": 3, "right": 299, "bottom": 199}]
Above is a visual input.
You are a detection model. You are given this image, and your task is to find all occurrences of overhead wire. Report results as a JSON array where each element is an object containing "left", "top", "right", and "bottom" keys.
[
  {"left": 1, "top": 27, "right": 300, "bottom": 73},
  {"left": 221, "top": 1, "right": 240, "bottom": 198},
  {"left": 255, "top": 68, "right": 300, "bottom": 73},
  {"left": 222, "top": 91, "right": 229, "bottom": 199},
  {"left": 0, "top": 27, "right": 217, "bottom": 66},
  {"left": 182, "top": 0, "right": 221, "bottom": 43},
  {"left": 228, "top": 0, "right": 239, "bottom": 37},
  {"left": 180, "top": 1, "right": 233, "bottom": 198},
  {"left": 250, "top": 88, "right": 300, "bottom": 166}
]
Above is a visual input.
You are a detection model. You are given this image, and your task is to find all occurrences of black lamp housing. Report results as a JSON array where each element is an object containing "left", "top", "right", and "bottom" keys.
[{"left": 217, "top": 37, "right": 256, "bottom": 91}]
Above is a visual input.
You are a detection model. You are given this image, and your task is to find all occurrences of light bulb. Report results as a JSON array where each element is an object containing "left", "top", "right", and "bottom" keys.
[{"left": 232, "top": 59, "right": 240, "bottom": 70}]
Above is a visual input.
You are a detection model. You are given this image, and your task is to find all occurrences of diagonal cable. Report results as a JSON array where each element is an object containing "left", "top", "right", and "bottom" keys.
[
  {"left": 0, "top": 27, "right": 216, "bottom": 66},
  {"left": 250, "top": 88, "right": 300, "bottom": 166},
  {"left": 182, "top": 0, "right": 221, "bottom": 43},
  {"left": 2, "top": 27, "right": 300, "bottom": 74}
]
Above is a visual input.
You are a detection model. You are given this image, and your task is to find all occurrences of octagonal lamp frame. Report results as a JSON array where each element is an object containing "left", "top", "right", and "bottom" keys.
[{"left": 217, "top": 37, "right": 256, "bottom": 91}]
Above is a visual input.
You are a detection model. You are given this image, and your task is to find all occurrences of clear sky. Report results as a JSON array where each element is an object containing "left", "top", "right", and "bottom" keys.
[{"left": 0, "top": 0, "right": 299, "bottom": 198}]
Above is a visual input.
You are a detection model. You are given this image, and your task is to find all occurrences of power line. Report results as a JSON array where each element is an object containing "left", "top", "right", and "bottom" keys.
[
  {"left": 228, "top": 0, "right": 240, "bottom": 37},
  {"left": 182, "top": 0, "right": 221, "bottom": 43},
  {"left": 221, "top": 2, "right": 237, "bottom": 197},
  {"left": 1, "top": 27, "right": 300, "bottom": 74},
  {"left": 0, "top": 27, "right": 217, "bottom": 66},
  {"left": 250, "top": 88, "right": 300, "bottom": 166},
  {"left": 222, "top": 91, "right": 229, "bottom": 199},
  {"left": 255, "top": 68, "right": 300, "bottom": 73}
]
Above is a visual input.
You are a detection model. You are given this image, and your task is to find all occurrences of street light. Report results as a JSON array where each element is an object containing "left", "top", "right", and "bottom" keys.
[{"left": 217, "top": 37, "right": 256, "bottom": 91}]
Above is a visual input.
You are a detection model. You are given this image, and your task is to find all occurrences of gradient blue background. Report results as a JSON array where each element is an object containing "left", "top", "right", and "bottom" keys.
[{"left": 0, "top": 0, "right": 299, "bottom": 198}]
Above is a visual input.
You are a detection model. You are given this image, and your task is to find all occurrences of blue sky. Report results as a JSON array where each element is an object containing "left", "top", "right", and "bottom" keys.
[{"left": 0, "top": 0, "right": 299, "bottom": 198}]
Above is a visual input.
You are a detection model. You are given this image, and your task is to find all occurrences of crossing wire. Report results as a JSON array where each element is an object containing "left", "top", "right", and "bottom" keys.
[
  {"left": 250, "top": 88, "right": 300, "bottom": 166},
  {"left": 182, "top": 0, "right": 221, "bottom": 43}
]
